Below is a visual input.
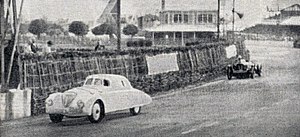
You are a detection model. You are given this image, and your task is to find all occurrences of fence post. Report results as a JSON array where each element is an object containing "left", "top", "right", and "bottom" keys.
[
  {"left": 188, "top": 50, "right": 195, "bottom": 72},
  {"left": 122, "top": 56, "right": 129, "bottom": 78},
  {"left": 95, "top": 57, "right": 101, "bottom": 74}
]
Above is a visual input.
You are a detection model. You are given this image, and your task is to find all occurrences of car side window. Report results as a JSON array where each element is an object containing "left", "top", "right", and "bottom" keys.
[
  {"left": 94, "top": 79, "right": 102, "bottom": 86},
  {"left": 85, "top": 78, "right": 93, "bottom": 85},
  {"left": 103, "top": 79, "right": 110, "bottom": 87}
]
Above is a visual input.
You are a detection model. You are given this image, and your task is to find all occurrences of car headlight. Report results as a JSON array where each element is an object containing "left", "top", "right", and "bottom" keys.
[
  {"left": 77, "top": 100, "right": 85, "bottom": 109},
  {"left": 46, "top": 99, "right": 53, "bottom": 106}
]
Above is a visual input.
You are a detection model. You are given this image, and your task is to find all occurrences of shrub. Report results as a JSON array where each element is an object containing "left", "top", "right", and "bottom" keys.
[
  {"left": 28, "top": 19, "right": 48, "bottom": 39},
  {"left": 133, "top": 41, "right": 139, "bottom": 47},
  {"left": 145, "top": 40, "right": 153, "bottom": 47},
  {"left": 127, "top": 41, "right": 134, "bottom": 47},
  {"left": 92, "top": 23, "right": 115, "bottom": 36},
  {"left": 185, "top": 42, "right": 191, "bottom": 46},
  {"left": 68, "top": 21, "right": 89, "bottom": 36},
  {"left": 123, "top": 24, "right": 138, "bottom": 39},
  {"left": 138, "top": 39, "right": 144, "bottom": 47}
]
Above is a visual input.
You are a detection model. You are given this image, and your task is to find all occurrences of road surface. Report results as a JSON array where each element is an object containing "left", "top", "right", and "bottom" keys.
[{"left": 1, "top": 40, "right": 300, "bottom": 137}]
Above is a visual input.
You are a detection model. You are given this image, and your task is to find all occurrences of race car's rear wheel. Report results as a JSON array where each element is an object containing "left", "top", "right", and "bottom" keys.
[
  {"left": 88, "top": 102, "right": 104, "bottom": 123},
  {"left": 49, "top": 114, "right": 64, "bottom": 123},
  {"left": 130, "top": 106, "right": 141, "bottom": 115},
  {"left": 227, "top": 67, "right": 233, "bottom": 80}
]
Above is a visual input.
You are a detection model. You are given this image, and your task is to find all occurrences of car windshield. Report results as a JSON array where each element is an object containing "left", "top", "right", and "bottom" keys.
[{"left": 85, "top": 78, "right": 93, "bottom": 85}]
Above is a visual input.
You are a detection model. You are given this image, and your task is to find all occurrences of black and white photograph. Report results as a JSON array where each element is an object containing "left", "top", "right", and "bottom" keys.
[{"left": 0, "top": 0, "right": 300, "bottom": 136}]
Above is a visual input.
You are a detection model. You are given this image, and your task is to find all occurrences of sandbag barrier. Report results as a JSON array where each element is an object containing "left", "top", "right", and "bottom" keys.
[
  {"left": 0, "top": 89, "right": 32, "bottom": 121},
  {"left": 17, "top": 40, "right": 246, "bottom": 115}
]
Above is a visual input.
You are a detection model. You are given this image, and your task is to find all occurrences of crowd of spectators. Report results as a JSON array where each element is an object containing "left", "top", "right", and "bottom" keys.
[{"left": 19, "top": 39, "right": 56, "bottom": 54}]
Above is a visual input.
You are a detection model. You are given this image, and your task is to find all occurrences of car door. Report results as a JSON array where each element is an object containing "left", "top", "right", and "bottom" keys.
[{"left": 98, "top": 79, "right": 129, "bottom": 113}]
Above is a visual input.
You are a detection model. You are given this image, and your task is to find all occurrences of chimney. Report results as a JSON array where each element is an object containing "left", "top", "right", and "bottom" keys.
[{"left": 162, "top": 0, "right": 165, "bottom": 11}]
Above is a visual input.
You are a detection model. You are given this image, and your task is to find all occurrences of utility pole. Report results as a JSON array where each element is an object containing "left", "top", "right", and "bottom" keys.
[
  {"left": 0, "top": 0, "right": 5, "bottom": 88},
  {"left": 217, "top": 0, "right": 220, "bottom": 40},
  {"left": 117, "top": 0, "right": 121, "bottom": 50},
  {"left": 232, "top": 0, "right": 235, "bottom": 42},
  {"left": 7, "top": 0, "right": 24, "bottom": 85}
]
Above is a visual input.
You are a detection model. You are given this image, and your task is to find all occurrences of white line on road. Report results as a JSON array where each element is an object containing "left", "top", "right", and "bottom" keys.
[
  {"left": 259, "top": 106, "right": 268, "bottom": 110},
  {"left": 203, "top": 121, "right": 220, "bottom": 127},
  {"left": 181, "top": 121, "right": 220, "bottom": 135},
  {"left": 273, "top": 99, "right": 291, "bottom": 106},
  {"left": 181, "top": 129, "right": 197, "bottom": 135}
]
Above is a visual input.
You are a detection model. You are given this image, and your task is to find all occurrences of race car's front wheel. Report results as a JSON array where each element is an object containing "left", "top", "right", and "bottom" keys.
[
  {"left": 249, "top": 72, "right": 254, "bottom": 79},
  {"left": 49, "top": 114, "right": 64, "bottom": 123},
  {"left": 130, "top": 106, "right": 141, "bottom": 115},
  {"left": 88, "top": 102, "right": 104, "bottom": 123},
  {"left": 256, "top": 65, "right": 262, "bottom": 77}
]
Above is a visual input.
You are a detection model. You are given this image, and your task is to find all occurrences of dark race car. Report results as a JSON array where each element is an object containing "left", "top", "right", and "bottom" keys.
[
  {"left": 227, "top": 58, "right": 262, "bottom": 80},
  {"left": 294, "top": 39, "right": 300, "bottom": 48}
]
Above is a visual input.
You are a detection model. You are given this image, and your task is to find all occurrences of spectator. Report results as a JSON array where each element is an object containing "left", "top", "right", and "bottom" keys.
[
  {"left": 95, "top": 40, "right": 105, "bottom": 51},
  {"left": 23, "top": 44, "right": 33, "bottom": 54},
  {"left": 29, "top": 39, "right": 38, "bottom": 53},
  {"left": 43, "top": 41, "right": 53, "bottom": 53},
  {"left": 235, "top": 55, "right": 246, "bottom": 64}
]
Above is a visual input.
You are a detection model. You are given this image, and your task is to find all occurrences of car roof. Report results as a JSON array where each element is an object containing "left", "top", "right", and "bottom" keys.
[
  {"left": 86, "top": 74, "right": 128, "bottom": 80},
  {"left": 85, "top": 74, "right": 132, "bottom": 89}
]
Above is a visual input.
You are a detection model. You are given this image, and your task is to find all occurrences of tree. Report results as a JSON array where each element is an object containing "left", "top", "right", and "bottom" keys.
[
  {"left": 91, "top": 23, "right": 115, "bottom": 36},
  {"left": 123, "top": 24, "right": 138, "bottom": 39},
  {"left": 28, "top": 19, "right": 48, "bottom": 39},
  {"left": 68, "top": 21, "right": 89, "bottom": 36},
  {"left": 46, "top": 23, "right": 64, "bottom": 36}
]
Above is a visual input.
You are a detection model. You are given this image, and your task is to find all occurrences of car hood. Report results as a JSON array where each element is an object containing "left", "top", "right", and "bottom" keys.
[{"left": 64, "top": 86, "right": 100, "bottom": 95}]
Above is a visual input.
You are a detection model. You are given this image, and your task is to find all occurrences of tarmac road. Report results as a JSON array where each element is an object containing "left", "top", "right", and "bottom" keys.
[{"left": 1, "top": 40, "right": 300, "bottom": 137}]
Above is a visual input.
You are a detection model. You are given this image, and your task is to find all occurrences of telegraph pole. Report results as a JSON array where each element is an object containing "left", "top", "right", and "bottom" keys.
[
  {"left": 0, "top": 0, "right": 5, "bottom": 88},
  {"left": 117, "top": 0, "right": 121, "bottom": 50},
  {"left": 217, "top": 0, "right": 220, "bottom": 39},
  {"left": 232, "top": 0, "right": 235, "bottom": 42}
]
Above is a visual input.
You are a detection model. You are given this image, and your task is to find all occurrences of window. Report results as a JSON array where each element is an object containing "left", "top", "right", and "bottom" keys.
[
  {"left": 203, "top": 14, "right": 208, "bottom": 23},
  {"left": 165, "top": 14, "right": 169, "bottom": 24},
  {"left": 94, "top": 79, "right": 102, "bottom": 86},
  {"left": 208, "top": 14, "right": 213, "bottom": 23},
  {"left": 121, "top": 81, "right": 125, "bottom": 87},
  {"left": 184, "top": 14, "right": 189, "bottom": 23},
  {"left": 174, "top": 14, "right": 182, "bottom": 23},
  {"left": 103, "top": 79, "right": 110, "bottom": 87},
  {"left": 198, "top": 14, "right": 213, "bottom": 23},
  {"left": 198, "top": 14, "right": 203, "bottom": 23},
  {"left": 85, "top": 78, "right": 93, "bottom": 85}
]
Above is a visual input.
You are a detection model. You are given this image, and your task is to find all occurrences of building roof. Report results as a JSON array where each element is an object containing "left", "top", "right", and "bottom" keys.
[
  {"left": 280, "top": 16, "right": 300, "bottom": 26},
  {"left": 145, "top": 24, "right": 217, "bottom": 32},
  {"left": 164, "top": 0, "right": 218, "bottom": 11},
  {"left": 281, "top": 4, "right": 300, "bottom": 12}
]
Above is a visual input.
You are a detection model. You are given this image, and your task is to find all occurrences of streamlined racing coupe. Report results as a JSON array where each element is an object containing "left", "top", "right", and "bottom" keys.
[{"left": 45, "top": 74, "right": 152, "bottom": 123}]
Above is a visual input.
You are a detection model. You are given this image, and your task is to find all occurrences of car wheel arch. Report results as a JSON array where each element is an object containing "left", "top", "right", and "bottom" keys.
[{"left": 88, "top": 99, "right": 105, "bottom": 116}]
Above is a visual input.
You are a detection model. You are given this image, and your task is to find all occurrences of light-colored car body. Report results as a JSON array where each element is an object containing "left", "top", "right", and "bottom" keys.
[{"left": 45, "top": 74, "right": 152, "bottom": 123}]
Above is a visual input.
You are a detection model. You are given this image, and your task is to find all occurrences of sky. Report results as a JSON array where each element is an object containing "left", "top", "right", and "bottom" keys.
[{"left": 18, "top": 0, "right": 300, "bottom": 29}]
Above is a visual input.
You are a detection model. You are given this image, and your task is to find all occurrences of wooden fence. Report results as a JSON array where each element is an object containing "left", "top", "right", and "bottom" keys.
[{"left": 17, "top": 41, "right": 243, "bottom": 115}]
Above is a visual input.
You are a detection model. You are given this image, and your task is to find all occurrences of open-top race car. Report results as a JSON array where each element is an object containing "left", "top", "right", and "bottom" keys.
[
  {"left": 227, "top": 56, "right": 262, "bottom": 80},
  {"left": 45, "top": 74, "right": 152, "bottom": 123},
  {"left": 294, "top": 38, "right": 300, "bottom": 48}
]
